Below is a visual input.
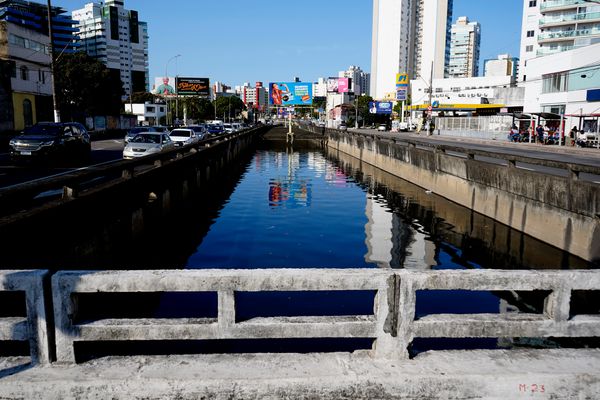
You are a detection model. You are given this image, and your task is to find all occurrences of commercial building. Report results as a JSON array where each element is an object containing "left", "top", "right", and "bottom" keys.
[
  {"left": 73, "top": 0, "right": 149, "bottom": 98},
  {"left": 124, "top": 102, "right": 166, "bottom": 126},
  {"left": 240, "top": 82, "right": 269, "bottom": 112},
  {"left": 0, "top": 21, "right": 52, "bottom": 131},
  {"left": 0, "top": 0, "right": 79, "bottom": 54},
  {"left": 313, "top": 78, "right": 327, "bottom": 98},
  {"left": 522, "top": 42, "right": 600, "bottom": 132},
  {"left": 338, "top": 65, "right": 371, "bottom": 95},
  {"left": 448, "top": 16, "right": 480, "bottom": 78},
  {"left": 371, "top": 0, "right": 453, "bottom": 99},
  {"left": 484, "top": 54, "right": 519, "bottom": 80},
  {"left": 519, "top": 0, "right": 600, "bottom": 82}
]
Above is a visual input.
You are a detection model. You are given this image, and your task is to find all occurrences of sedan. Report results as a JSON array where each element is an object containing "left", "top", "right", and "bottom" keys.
[
  {"left": 123, "top": 133, "right": 175, "bottom": 159},
  {"left": 169, "top": 128, "right": 201, "bottom": 147},
  {"left": 377, "top": 124, "right": 388, "bottom": 132},
  {"left": 125, "top": 126, "right": 158, "bottom": 143}
]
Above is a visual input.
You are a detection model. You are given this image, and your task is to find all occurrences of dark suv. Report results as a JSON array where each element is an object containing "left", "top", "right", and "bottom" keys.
[{"left": 9, "top": 122, "right": 91, "bottom": 164}]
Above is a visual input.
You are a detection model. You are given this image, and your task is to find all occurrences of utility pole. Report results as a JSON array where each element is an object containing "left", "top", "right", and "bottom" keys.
[{"left": 47, "top": 0, "right": 60, "bottom": 122}]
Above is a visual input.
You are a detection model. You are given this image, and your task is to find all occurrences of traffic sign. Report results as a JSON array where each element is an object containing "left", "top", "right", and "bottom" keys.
[{"left": 396, "top": 89, "right": 407, "bottom": 101}]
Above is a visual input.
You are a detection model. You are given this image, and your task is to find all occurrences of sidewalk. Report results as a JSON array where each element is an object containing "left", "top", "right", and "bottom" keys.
[{"left": 1, "top": 349, "right": 599, "bottom": 399}]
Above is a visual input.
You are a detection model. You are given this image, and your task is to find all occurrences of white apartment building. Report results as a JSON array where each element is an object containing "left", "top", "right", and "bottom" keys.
[
  {"left": 448, "top": 16, "right": 480, "bottom": 78},
  {"left": 313, "top": 78, "right": 327, "bottom": 98},
  {"left": 371, "top": 0, "right": 453, "bottom": 100},
  {"left": 73, "top": 0, "right": 149, "bottom": 98},
  {"left": 484, "top": 54, "right": 519, "bottom": 79},
  {"left": 519, "top": 0, "right": 600, "bottom": 82},
  {"left": 523, "top": 42, "right": 600, "bottom": 130},
  {"left": 338, "top": 65, "right": 371, "bottom": 95}
]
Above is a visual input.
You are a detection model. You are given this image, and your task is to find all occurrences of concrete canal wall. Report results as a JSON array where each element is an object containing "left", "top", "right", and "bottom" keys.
[{"left": 322, "top": 130, "right": 600, "bottom": 263}]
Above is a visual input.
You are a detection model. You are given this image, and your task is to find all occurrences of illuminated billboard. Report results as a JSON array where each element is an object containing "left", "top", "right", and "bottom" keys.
[
  {"left": 153, "top": 77, "right": 176, "bottom": 97},
  {"left": 176, "top": 77, "right": 210, "bottom": 96},
  {"left": 269, "top": 82, "right": 313, "bottom": 106}
]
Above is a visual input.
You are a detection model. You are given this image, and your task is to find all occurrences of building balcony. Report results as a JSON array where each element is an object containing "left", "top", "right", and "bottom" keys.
[
  {"left": 540, "top": 0, "right": 587, "bottom": 12},
  {"left": 538, "top": 26, "right": 600, "bottom": 42},
  {"left": 539, "top": 11, "right": 600, "bottom": 26},
  {"left": 536, "top": 45, "right": 575, "bottom": 56}
]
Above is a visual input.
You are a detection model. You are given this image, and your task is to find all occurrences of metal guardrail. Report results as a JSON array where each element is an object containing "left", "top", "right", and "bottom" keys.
[
  {"left": 0, "top": 270, "right": 50, "bottom": 365},
  {"left": 0, "top": 127, "right": 264, "bottom": 221},
  {"left": 48, "top": 268, "right": 600, "bottom": 364}
]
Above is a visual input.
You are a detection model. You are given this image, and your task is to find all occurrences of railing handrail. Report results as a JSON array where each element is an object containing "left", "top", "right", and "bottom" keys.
[{"left": 48, "top": 268, "right": 600, "bottom": 364}]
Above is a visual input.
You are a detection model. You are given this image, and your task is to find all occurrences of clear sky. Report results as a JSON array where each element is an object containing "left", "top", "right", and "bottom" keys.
[{"left": 53, "top": 0, "right": 523, "bottom": 86}]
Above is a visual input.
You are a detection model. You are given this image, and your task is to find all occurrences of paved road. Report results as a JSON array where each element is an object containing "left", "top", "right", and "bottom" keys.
[{"left": 0, "top": 139, "right": 124, "bottom": 188}]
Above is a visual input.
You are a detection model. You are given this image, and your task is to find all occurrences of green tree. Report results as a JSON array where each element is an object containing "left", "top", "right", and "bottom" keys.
[
  {"left": 55, "top": 52, "right": 123, "bottom": 121},
  {"left": 181, "top": 97, "right": 214, "bottom": 121},
  {"left": 356, "top": 95, "right": 374, "bottom": 126},
  {"left": 130, "top": 91, "right": 156, "bottom": 104},
  {"left": 213, "top": 96, "right": 246, "bottom": 120}
]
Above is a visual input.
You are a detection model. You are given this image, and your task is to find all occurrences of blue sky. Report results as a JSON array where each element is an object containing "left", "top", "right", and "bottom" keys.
[{"left": 55, "top": 0, "right": 523, "bottom": 86}]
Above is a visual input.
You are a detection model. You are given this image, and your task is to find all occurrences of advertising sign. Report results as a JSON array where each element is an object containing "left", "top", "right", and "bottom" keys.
[
  {"left": 396, "top": 89, "right": 407, "bottom": 101},
  {"left": 269, "top": 82, "right": 313, "bottom": 106},
  {"left": 326, "top": 77, "right": 351, "bottom": 93},
  {"left": 338, "top": 77, "right": 350, "bottom": 93},
  {"left": 176, "top": 77, "right": 210, "bottom": 96},
  {"left": 396, "top": 73, "right": 409, "bottom": 88},
  {"left": 369, "top": 101, "right": 393, "bottom": 115},
  {"left": 153, "top": 77, "right": 177, "bottom": 97}
]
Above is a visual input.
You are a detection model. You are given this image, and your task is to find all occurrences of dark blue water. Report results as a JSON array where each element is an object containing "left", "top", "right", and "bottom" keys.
[{"left": 188, "top": 151, "right": 377, "bottom": 269}]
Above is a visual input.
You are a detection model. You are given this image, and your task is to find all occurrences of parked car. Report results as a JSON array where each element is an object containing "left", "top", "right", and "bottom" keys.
[
  {"left": 169, "top": 128, "right": 201, "bottom": 147},
  {"left": 9, "top": 122, "right": 91, "bottom": 164},
  {"left": 123, "top": 132, "right": 175, "bottom": 159},
  {"left": 338, "top": 124, "right": 348, "bottom": 131},
  {"left": 377, "top": 124, "right": 388, "bottom": 132},
  {"left": 125, "top": 126, "right": 158, "bottom": 143},
  {"left": 206, "top": 124, "right": 224, "bottom": 136}
]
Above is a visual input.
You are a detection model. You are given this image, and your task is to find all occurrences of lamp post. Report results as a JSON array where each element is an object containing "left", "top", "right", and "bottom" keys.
[
  {"left": 47, "top": 0, "right": 60, "bottom": 122},
  {"left": 165, "top": 54, "right": 181, "bottom": 125}
]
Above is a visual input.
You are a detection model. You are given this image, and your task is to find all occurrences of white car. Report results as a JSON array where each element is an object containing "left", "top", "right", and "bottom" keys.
[
  {"left": 377, "top": 124, "right": 387, "bottom": 132},
  {"left": 169, "top": 128, "right": 201, "bottom": 147},
  {"left": 223, "top": 123, "right": 234, "bottom": 133},
  {"left": 123, "top": 133, "right": 175, "bottom": 159}
]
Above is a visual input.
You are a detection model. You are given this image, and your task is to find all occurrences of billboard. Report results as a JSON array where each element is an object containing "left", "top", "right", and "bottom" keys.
[
  {"left": 396, "top": 73, "right": 409, "bottom": 88},
  {"left": 269, "top": 82, "right": 313, "bottom": 106},
  {"left": 326, "top": 77, "right": 351, "bottom": 93},
  {"left": 369, "top": 101, "right": 393, "bottom": 115},
  {"left": 153, "top": 77, "right": 176, "bottom": 97},
  {"left": 176, "top": 77, "right": 210, "bottom": 96}
]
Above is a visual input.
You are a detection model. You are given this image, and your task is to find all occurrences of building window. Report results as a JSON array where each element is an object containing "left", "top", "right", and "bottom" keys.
[
  {"left": 542, "top": 72, "right": 568, "bottom": 93},
  {"left": 23, "top": 99, "right": 33, "bottom": 127},
  {"left": 529, "top": 0, "right": 536, "bottom": 7},
  {"left": 526, "top": 45, "right": 534, "bottom": 52},
  {"left": 527, "top": 30, "right": 535, "bottom": 38},
  {"left": 38, "top": 70, "right": 45, "bottom": 84},
  {"left": 20, "top": 66, "right": 29, "bottom": 81}
]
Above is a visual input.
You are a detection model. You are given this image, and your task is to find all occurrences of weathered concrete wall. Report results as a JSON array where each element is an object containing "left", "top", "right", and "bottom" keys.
[{"left": 325, "top": 131, "right": 600, "bottom": 263}]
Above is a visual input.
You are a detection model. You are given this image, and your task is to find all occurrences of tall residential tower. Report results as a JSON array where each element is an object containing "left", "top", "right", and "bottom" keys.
[
  {"left": 73, "top": 0, "right": 149, "bottom": 97},
  {"left": 371, "top": 0, "right": 453, "bottom": 100},
  {"left": 448, "top": 16, "right": 480, "bottom": 78}
]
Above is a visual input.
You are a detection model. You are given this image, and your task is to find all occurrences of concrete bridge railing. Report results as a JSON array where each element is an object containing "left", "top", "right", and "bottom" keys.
[
  {"left": 0, "top": 270, "right": 50, "bottom": 365},
  {"left": 47, "top": 269, "right": 600, "bottom": 364}
]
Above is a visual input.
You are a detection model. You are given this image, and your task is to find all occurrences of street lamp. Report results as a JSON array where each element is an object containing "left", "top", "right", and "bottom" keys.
[
  {"left": 46, "top": 0, "right": 60, "bottom": 122},
  {"left": 165, "top": 54, "right": 181, "bottom": 125}
]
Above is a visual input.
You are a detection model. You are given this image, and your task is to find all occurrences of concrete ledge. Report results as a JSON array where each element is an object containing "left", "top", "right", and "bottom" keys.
[{"left": 0, "top": 349, "right": 599, "bottom": 399}]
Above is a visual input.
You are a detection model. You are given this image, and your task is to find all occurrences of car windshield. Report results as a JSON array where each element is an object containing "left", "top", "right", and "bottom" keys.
[
  {"left": 190, "top": 127, "right": 205, "bottom": 133},
  {"left": 170, "top": 130, "right": 191, "bottom": 137},
  {"left": 129, "top": 127, "right": 152, "bottom": 135},
  {"left": 131, "top": 134, "right": 161, "bottom": 144},
  {"left": 23, "top": 124, "right": 62, "bottom": 136}
]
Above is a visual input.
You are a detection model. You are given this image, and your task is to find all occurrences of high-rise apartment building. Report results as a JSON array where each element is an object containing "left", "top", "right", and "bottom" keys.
[
  {"left": 240, "top": 82, "right": 269, "bottom": 112},
  {"left": 519, "top": 0, "right": 600, "bottom": 82},
  {"left": 73, "top": 0, "right": 149, "bottom": 97},
  {"left": 338, "top": 65, "right": 371, "bottom": 96},
  {"left": 371, "top": 0, "right": 453, "bottom": 100},
  {"left": 0, "top": 0, "right": 79, "bottom": 54},
  {"left": 448, "top": 16, "right": 480, "bottom": 78}
]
